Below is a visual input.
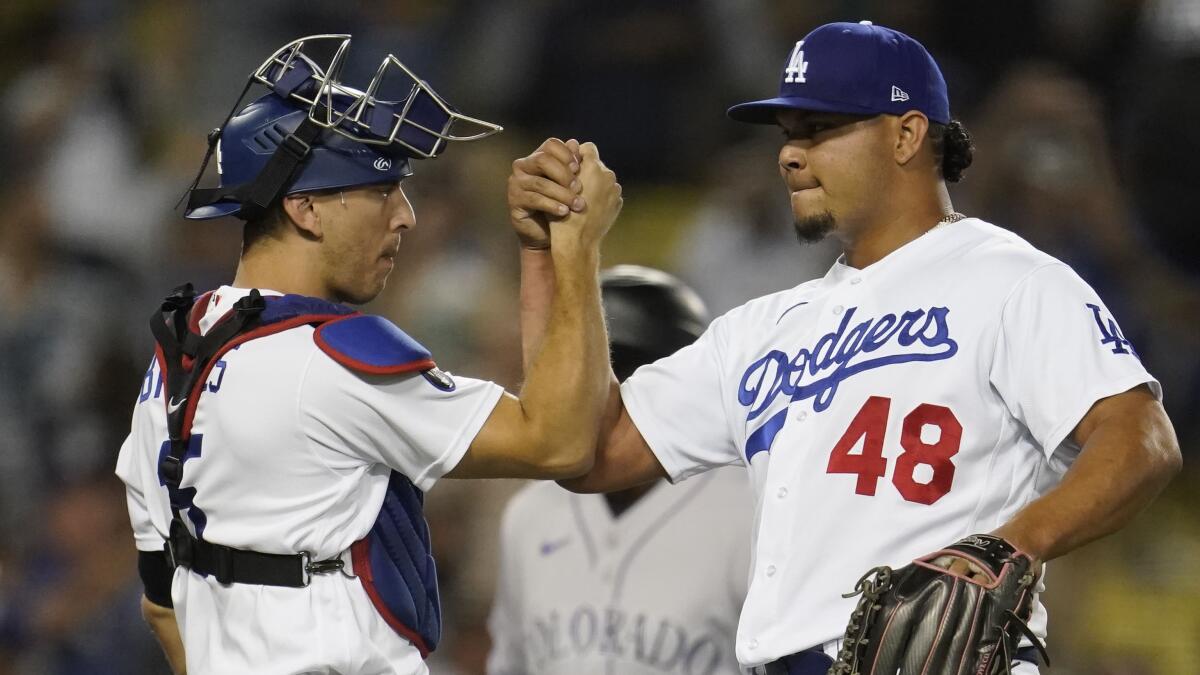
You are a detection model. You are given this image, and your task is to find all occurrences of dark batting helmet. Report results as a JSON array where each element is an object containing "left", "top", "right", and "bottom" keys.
[
  {"left": 184, "top": 34, "right": 502, "bottom": 221},
  {"left": 600, "top": 265, "right": 711, "bottom": 380}
]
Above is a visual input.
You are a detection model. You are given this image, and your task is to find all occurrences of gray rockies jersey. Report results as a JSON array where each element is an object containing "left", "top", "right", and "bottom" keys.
[{"left": 487, "top": 468, "right": 753, "bottom": 675}]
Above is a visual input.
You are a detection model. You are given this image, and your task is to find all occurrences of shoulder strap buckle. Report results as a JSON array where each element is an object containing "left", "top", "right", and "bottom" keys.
[
  {"left": 166, "top": 519, "right": 194, "bottom": 569},
  {"left": 160, "top": 454, "right": 184, "bottom": 487}
]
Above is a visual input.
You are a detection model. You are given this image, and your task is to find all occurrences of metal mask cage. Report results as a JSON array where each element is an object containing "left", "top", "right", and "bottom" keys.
[{"left": 251, "top": 34, "right": 502, "bottom": 159}]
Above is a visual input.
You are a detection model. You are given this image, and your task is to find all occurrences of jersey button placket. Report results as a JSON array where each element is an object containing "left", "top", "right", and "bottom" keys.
[{"left": 835, "top": 274, "right": 863, "bottom": 317}]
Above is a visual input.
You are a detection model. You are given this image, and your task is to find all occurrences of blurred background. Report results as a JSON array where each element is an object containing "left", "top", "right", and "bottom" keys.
[{"left": 0, "top": 0, "right": 1197, "bottom": 673}]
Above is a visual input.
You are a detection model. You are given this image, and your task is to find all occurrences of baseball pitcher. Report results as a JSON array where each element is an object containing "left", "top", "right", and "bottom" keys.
[{"left": 512, "top": 20, "right": 1181, "bottom": 675}]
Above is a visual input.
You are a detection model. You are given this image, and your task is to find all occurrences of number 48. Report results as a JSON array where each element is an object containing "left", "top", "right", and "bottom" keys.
[{"left": 826, "top": 396, "right": 962, "bottom": 505}]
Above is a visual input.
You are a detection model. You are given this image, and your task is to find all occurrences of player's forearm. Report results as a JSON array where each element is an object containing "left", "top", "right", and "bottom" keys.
[
  {"left": 141, "top": 595, "right": 187, "bottom": 674},
  {"left": 558, "top": 383, "right": 670, "bottom": 494},
  {"left": 993, "top": 399, "right": 1180, "bottom": 561},
  {"left": 558, "top": 378, "right": 625, "bottom": 492},
  {"left": 515, "top": 242, "right": 608, "bottom": 475},
  {"left": 519, "top": 247, "right": 555, "bottom": 375}
]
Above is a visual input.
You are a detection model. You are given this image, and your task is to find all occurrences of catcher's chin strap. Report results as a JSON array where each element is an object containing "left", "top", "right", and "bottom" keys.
[
  {"left": 151, "top": 284, "right": 350, "bottom": 587},
  {"left": 184, "top": 105, "right": 328, "bottom": 222},
  {"left": 178, "top": 65, "right": 331, "bottom": 222}
]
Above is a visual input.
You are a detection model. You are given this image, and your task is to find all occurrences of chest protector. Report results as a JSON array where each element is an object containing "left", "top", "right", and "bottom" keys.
[{"left": 150, "top": 284, "right": 443, "bottom": 657}]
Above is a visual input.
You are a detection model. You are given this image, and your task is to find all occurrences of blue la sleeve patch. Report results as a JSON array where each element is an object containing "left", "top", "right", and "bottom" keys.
[{"left": 1086, "top": 303, "right": 1139, "bottom": 357}]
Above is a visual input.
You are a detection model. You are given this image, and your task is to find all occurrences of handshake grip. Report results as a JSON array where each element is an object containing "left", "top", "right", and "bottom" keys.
[
  {"left": 829, "top": 534, "right": 1048, "bottom": 675},
  {"left": 507, "top": 138, "right": 622, "bottom": 252},
  {"left": 550, "top": 142, "right": 622, "bottom": 250}
]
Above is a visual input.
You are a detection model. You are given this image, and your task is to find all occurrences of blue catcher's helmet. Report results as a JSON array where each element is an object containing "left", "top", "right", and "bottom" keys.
[{"left": 185, "top": 34, "right": 502, "bottom": 221}]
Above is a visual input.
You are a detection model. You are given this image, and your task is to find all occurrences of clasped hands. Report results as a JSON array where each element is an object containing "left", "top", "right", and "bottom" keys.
[{"left": 507, "top": 138, "right": 622, "bottom": 252}]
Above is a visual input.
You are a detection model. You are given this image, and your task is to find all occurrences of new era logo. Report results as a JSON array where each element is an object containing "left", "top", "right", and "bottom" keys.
[{"left": 891, "top": 86, "right": 910, "bottom": 102}]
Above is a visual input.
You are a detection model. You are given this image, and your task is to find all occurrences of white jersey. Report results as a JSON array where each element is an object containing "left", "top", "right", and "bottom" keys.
[
  {"left": 115, "top": 286, "right": 503, "bottom": 675},
  {"left": 487, "top": 469, "right": 753, "bottom": 675},
  {"left": 620, "top": 219, "right": 1160, "bottom": 667}
]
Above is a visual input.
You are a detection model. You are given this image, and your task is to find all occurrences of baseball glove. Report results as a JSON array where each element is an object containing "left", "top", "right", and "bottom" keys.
[{"left": 828, "top": 534, "right": 1049, "bottom": 675}]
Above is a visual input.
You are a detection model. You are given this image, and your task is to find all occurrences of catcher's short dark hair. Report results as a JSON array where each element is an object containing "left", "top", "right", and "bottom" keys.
[
  {"left": 242, "top": 201, "right": 286, "bottom": 250},
  {"left": 929, "top": 119, "right": 974, "bottom": 183}
]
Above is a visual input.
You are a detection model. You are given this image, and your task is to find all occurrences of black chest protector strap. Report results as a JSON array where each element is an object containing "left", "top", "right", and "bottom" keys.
[
  {"left": 151, "top": 284, "right": 266, "bottom": 488},
  {"left": 150, "top": 285, "right": 349, "bottom": 587}
]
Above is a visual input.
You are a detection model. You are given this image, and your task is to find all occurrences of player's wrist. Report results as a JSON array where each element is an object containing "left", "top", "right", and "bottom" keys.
[
  {"left": 520, "top": 246, "right": 554, "bottom": 266},
  {"left": 988, "top": 524, "right": 1045, "bottom": 562},
  {"left": 548, "top": 234, "right": 600, "bottom": 261},
  {"left": 516, "top": 230, "right": 552, "bottom": 252}
]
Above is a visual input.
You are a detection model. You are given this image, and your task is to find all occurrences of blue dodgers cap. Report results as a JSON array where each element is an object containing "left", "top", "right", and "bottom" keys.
[{"left": 727, "top": 21, "right": 950, "bottom": 125}]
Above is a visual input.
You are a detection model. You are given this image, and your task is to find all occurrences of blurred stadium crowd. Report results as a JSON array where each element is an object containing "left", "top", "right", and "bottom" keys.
[{"left": 0, "top": 1, "right": 1198, "bottom": 673}]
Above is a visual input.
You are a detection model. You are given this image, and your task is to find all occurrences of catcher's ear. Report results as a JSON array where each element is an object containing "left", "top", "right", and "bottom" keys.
[{"left": 282, "top": 193, "right": 324, "bottom": 239}]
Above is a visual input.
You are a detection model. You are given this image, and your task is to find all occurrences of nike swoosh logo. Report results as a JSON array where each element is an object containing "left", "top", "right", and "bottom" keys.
[
  {"left": 167, "top": 397, "right": 187, "bottom": 414},
  {"left": 776, "top": 301, "right": 810, "bottom": 324}
]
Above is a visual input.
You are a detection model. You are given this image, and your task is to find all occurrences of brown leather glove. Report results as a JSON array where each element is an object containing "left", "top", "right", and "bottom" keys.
[{"left": 828, "top": 534, "right": 1049, "bottom": 675}]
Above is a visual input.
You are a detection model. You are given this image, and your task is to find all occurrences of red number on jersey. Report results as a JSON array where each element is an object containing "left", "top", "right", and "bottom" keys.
[
  {"left": 825, "top": 395, "right": 891, "bottom": 496},
  {"left": 894, "top": 403, "right": 962, "bottom": 505},
  {"left": 826, "top": 398, "right": 962, "bottom": 505}
]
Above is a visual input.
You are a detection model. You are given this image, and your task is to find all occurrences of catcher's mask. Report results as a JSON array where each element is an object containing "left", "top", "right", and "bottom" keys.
[{"left": 184, "top": 34, "right": 502, "bottom": 221}]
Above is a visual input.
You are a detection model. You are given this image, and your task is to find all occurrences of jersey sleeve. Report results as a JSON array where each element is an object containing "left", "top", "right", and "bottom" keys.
[
  {"left": 299, "top": 350, "right": 504, "bottom": 492},
  {"left": 990, "top": 263, "right": 1160, "bottom": 466},
  {"left": 620, "top": 319, "right": 741, "bottom": 482},
  {"left": 116, "top": 434, "right": 161, "bottom": 552},
  {"left": 115, "top": 390, "right": 170, "bottom": 552},
  {"left": 485, "top": 497, "right": 527, "bottom": 675}
]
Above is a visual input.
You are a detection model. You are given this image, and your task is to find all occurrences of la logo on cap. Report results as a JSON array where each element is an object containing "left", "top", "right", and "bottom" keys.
[{"left": 784, "top": 41, "right": 808, "bottom": 83}]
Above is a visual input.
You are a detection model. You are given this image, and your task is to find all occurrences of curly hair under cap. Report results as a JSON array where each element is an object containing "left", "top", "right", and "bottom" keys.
[{"left": 929, "top": 120, "right": 974, "bottom": 183}]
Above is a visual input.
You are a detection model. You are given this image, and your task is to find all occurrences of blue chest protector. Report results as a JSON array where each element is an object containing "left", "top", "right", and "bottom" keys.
[
  {"left": 151, "top": 288, "right": 443, "bottom": 657},
  {"left": 311, "top": 309, "right": 444, "bottom": 657}
]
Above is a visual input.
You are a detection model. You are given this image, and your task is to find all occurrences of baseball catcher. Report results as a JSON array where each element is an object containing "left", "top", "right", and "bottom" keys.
[
  {"left": 829, "top": 534, "right": 1049, "bottom": 675},
  {"left": 117, "top": 32, "right": 624, "bottom": 675}
]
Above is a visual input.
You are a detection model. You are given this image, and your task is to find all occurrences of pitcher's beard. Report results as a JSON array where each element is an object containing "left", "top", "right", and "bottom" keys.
[{"left": 793, "top": 210, "right": 836, "bottom": 243}]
